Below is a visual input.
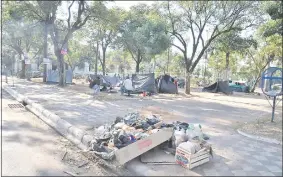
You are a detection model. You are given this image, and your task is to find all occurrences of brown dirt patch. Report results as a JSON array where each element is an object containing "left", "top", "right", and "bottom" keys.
[
  {"left": 139, "top": 106, "right": 180, "bottom": 122},
  {"left": 239, "top": 114, "right": 282, "bottom": 142}
]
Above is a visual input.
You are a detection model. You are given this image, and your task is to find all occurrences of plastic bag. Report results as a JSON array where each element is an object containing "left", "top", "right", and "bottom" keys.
[
  {"left": 114, "top": 122, "right": 126, "bottom": 129},
  {"left": 93, "top": 150, "right": 115, "bottom": 160},
  {"left": 178, "top": 141, "right": 201, "bottom": 154},
  {"left": 174, "top": 129, "right": 187, "bottom": 147},
  {"left": 186, "top": 124, "right": 204, "bottom": 140}
]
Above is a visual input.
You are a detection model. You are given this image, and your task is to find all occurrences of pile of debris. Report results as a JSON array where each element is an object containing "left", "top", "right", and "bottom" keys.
[
  {"left": 89, "top": 113, "right": 172, "bottom": 160},
  {"left": 89, "top": 112, "right": 212, "bottom": 169}
]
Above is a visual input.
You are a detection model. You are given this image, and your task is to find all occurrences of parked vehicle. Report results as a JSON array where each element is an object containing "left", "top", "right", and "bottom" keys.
[{"left": 229, "top": 80, "right": 250, "bottom": 93}]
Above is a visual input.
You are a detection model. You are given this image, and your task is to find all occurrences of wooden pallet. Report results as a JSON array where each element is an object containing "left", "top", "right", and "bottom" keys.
[{"left": 175, "top": 146, "right": 210, "bottom": 169}]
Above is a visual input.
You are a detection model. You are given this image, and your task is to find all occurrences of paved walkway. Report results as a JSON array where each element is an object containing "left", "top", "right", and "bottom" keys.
[
  {"left": 4, "top": 78, "right": 282, "bottom": 176},
  {"left": 1, "top": 89, "right": 111, "bottom": 176}
]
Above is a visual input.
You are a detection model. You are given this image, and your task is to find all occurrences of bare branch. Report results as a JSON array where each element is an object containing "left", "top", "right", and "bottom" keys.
[
  {"left": 77, "top": 15, "right": 90, "bottom": 29},
  {"left": 171, "top": 43, "right": 185, "bottom": 53},
  {"left": 67, "top": 0, "right": 75, "bottom": 29},
  {"left": 190, "top": 25, "right": 241, "bottom": 72},
  {"left": 200, "top": 35, "right": 205, "bottom": 48},
  {"left": 31, "top": 47, "right": 43, "bottom": 60},
  {"left": 127, "top": 47, "right": 137, "bottom": 62}
]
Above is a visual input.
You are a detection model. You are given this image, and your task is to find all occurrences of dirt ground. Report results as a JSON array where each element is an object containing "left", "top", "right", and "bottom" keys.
[
  {"left": 31, "top": 78, "right": 282, "bottom": 143},
  {"left": 239, "top": 115, "right": 282, "bottom": 142}
]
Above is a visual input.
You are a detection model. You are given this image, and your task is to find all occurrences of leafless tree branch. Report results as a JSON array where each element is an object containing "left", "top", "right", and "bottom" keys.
[{"left": 67, "top": 0, "right": 75, "bottom": 29}]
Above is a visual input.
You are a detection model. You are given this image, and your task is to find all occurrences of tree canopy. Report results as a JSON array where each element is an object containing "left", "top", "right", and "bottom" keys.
[{"left": 2, "top": 1, "right": 282, "bottom": 92}]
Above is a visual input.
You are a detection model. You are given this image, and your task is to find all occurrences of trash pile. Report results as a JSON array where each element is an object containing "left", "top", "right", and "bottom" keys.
[
  {"left": 89, "top": 113, "right": 212, "bottom": 165},
  {"left": 170, "top": 121, "right": 212, "bottom": 155},
  {"left": 89, "top": 112, "right": 172, "bottom": 160}
]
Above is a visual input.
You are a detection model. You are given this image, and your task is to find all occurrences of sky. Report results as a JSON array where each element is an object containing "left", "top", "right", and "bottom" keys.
[{"left": 105, "top": 1, "right": 155, "bottom": 9}]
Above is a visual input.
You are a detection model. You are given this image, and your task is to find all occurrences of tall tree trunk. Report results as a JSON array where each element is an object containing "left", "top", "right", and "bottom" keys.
[
  {"left": 20, "top": 54, "right": 25, "bottom": 79},
  {"left": 57, "top": 52, "right": 65, "bottom": 87},
  {"left": 185, "top": 70, "right": 191, "bottom": 94},
  {"left": 250, "top": 75, "right": 261, "bottom": 93},
  {"left": 225, "top": 52, "right": 230, "bottom": 81},
  {"left": 184, "top": 52, "right": 191, "bottom": 94},
  {"left": 135, "top": 50, "right": 141, "bottom": 73},
  {"left": 167, "top": 48, "right": 170, "bottom": 73},
  {"left": 102, "top": 47, "right": 106, "bottom": 75},
  {"left": 95, "top": 41, "right": 99, "bottom": 75},
  {"left": 43, "top": 22, "right": 48, "bottom": 82},
  {"left": 135, "top": 61, "right": 140, "bottom": 73}
]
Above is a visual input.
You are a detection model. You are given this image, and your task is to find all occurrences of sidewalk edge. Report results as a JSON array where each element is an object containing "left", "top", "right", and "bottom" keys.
[
  {"left": 3, "top": 84, "right": 94, "bottom": 150},
  {"left": 237, "top": 129, "right": 282, "bottom": 145}
]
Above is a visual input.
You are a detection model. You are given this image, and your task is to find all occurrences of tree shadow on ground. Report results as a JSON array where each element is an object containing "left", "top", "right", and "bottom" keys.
[
  {"left": 7, "top": 79, "right": 275, "bottom": 133},
  {"left": 2, "top": 119, "right": 58, "bottom": 147}
]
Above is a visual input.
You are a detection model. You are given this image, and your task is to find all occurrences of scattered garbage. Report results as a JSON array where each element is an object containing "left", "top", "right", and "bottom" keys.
[
  {"left": 90, "top": 112, "right": 165, "bottom": 160},
  {"left": 89, "top": 112, "right": 212, "bottom": 170}
]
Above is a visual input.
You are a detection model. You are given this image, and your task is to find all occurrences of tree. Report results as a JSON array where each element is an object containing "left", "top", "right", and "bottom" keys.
[
  {"left": 246, "top": 33, "right": 281, "bottom": 92},
  {"left": 106, "top": 50, "right": 133, "bottom": 75},
  {"left": 153, "top": 48, "right": 174, "bottom": 75},
  {"left": 261, "top": 1, "right": 282, "bottom": 37},
  {"left": 2, "top": 47, "right": 17, "bottom": 75},
  {"left": 48, "top": 1, "right": 105, "bottom": 86},
  {"left": 209, "top": 31, "right": 257, "bottom": 80},
  {"left": 2, "top": 2, "right": 43, "bottom": 79},
  {"left": 117, "top": 4, "right": 170, "bottom": 73},
  {"left": 10, "top": 1, "right": 61, "bottom": 82},
  {"left": 158, "top": 1, "right": 261, "bottom": 94},
  {"left": 96, "top": 7, "right": 123, "bottom": 75},
  {"left": 66, "top": 37, "right": 88, "bottom": 71}
]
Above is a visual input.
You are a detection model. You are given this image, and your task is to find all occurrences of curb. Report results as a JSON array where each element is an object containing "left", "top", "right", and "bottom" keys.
[
  {"left": 3, "top": 81, "right": 136, "bottom": 175},
  {"left": 237, "top": 129, "right": 282, "bottom": 145},
  {"left": 2, "top": 83, "right": 94, "bottom": 150}
]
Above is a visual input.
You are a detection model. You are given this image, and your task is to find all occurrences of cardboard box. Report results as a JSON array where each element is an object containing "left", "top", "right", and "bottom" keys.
[{"left": 114, "top": 128, "right": 174, "bottom": 164}]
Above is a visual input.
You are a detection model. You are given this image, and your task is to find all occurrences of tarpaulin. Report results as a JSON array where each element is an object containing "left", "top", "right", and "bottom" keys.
[
  {"left": 89, "top": 74, "right": 120, "bottom": 87},
  {"left": 132, "top": 73, "right": 157, "bottom": 93},
  {"left": 202, "top": 81, "right": 232, "bottom": 95},
  {"left": 157, "top": 75, "right": 178, "bottom": 94},
  {"left": 101, "top": 75, "right": 120, "bottom": 87}
]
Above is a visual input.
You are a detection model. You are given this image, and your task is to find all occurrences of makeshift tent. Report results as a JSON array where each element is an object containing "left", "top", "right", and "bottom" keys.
[
  {"left": 202, "top": 81, "right": 232, "bottom": 94},
  {"left": 46, "top": 69, "right": 73, "bottom": 84},
  {"left": 101, "top": 75, "right": 120, "bottom": 87},
  {"left": 131, "top": 73, "right": 157, "bottom": 93},
  {"left": 88, "top": 74, "right": 120, "bottom": 87},
  {"left": 157, "top": 74, "right": 178, "bottom": 94}
]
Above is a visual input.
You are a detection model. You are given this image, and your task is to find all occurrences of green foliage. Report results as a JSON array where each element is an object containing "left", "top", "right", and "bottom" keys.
[
  {"left": 260, "top": 1, "right": 282, "bottom": 37},
  {"left": 105, "top": 50, "right": 133, "bottom": 74},
  {"left": 2, "top": 1, "right": 44, "bottom": 60},
  {"left": 2, "top": 0, "right": 281, "bottom": 89},
  {"left": 116, "top": 4, "right": 170, "bottom": 72},
  {"left": 66, "top": 35, "right": 89, "bottom": 71}
]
